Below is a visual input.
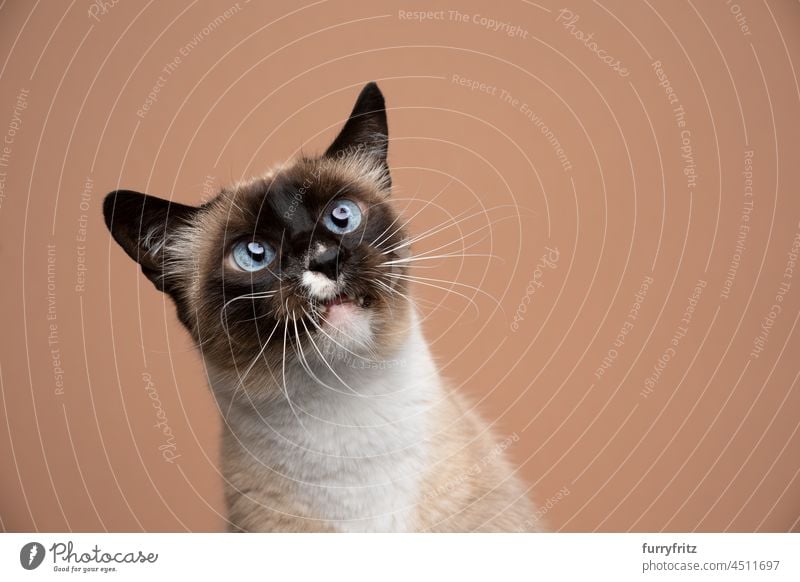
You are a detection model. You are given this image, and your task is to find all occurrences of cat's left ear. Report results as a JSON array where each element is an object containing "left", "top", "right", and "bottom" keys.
[
  {"left": 325, "top": 82, "right": 390, "bottom": 181},
  {"left": 103, "top": 189, "right": 198, "bottom": 295}
]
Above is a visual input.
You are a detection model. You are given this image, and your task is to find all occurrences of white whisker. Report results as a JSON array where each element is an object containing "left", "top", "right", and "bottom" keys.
[
  {"left": 299, "top": 316, "right": 363, "bottom": 396},
  {"left": 282, "top": 313, "right": 310, "bottom": 434},
  {"left": 371, "top": 176, "right": 455, "bottom": 247},
  {"left": 389, "top": 272, "right": 503, "bottom": 304},
  {"left": 223, "top": 318, "right": 281, "bottom": 419},
  {"left": 390, "top": 225, "right": 498, "bottom": 262},
  {"left": 380, "top": 205, "right": 488, "bottom": 255},
  {"left": 302, "top": 306, "right": 379, "bottom": 362},
  {"left": 314, "top": 313, "right": 381, "bottom": 361},
  {"left": 385, "top": 273, "right": 493, "bottom": 316},
  {"left": 292, "top": 314, "right": 357, "bottom": 397},
  {"left": 380, "top": 252, "right": 500, "bottom": 266},
  {"left": 382, "top": 206, "right": 518, "bottom": 256},
  {"left": 220, "top": 291, "right": 277, "bottom": 335},
  {"left": 370, "top": 178, "right": 454, "bottom": 248},
  {"left": 374, "top": 278, "right": 461, "bottom": 315}
]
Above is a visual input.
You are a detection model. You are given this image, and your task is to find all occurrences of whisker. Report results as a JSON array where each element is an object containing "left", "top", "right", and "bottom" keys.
[
  {"left": 388, "top": 272, "right": 504, "bottom": 306},
  {"left": 292, "top": 314, "right": 358, "bottom": 397},
  {"left": 282, "top": 312, "right": 311, "bottom": 435},
  {"left": 370, "top": 178, "right": 453, "bottom": 248},
  {"left": 220, "top": 291, "right": 277, "bottom": 336},
  {"left": 373, "top": 279, "right": 415, "bottom": 319},
  {"left": 379, "top": 252, "right": 501, "bottom": 267},
  {"left": 382, "top": 205, "right": 519, "bottom": 256},
  {"left": 314, "top": 313, "right": 382, "bottom": 361},
  {"left": 379, "top": 204, "right": 489, "bottom": 254},
  {"left": 385, "top": 273, "right": 491, "bottom": 316},
  {"left": 374, "top": 277, "right": 462, "bottom": 316},
  {"left": 302, "top": 307, "right": 380, "bottom": 362},
  {"left": 299, "top": 316, "right": 362, "bottom": 396},
  {"left": 388, "top": 223, "right": 500, "bottom": 262},
  {"left": 223, "top": 318, "right": 281, "bottom": 419},
  {"left": 374, "top": 278, "right": 411, "bottom": 303}
]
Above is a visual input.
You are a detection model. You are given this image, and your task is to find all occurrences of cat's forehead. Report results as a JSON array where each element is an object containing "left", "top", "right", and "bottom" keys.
[
  {"left": 216, "top": 157, "right": 386, "bottom": 220},
  {"left": 199, "top": 156, "right": 390, "bottom": 238}
]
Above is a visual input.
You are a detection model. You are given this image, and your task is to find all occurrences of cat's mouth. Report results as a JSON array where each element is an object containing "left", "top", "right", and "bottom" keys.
[{"left": 317, "top": 292, "right": 372, "bottom": 312}]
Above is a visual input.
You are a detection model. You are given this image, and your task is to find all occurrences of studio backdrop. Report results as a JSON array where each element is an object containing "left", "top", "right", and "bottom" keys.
[{"left": 1, "top": 0, "right": 799, "bottom": 532}]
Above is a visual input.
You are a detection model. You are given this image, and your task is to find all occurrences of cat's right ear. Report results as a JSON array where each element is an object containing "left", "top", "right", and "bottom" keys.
[
  {"left": 103, "top": 190, "right": 197, "bottom": 294},
  {"left": 325, "top": 82, "right": 390, "bottom": 172}
]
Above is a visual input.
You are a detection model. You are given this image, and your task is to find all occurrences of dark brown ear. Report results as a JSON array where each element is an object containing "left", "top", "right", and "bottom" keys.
[
  {"left": 325, "top": 82, "right": 390, "bottom": 184},
  {"left": 103, "top": 189, "right": 197, "bottom": 294}
]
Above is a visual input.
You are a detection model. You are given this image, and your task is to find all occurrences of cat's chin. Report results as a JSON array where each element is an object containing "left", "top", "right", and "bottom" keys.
[{"left": 316, "top": 298, "right": 375, "bottom": 355}]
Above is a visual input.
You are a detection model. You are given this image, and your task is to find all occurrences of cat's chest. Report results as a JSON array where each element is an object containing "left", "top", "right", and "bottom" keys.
[{"left": 227, "top": 366, "right": 437, "bottom": 532}]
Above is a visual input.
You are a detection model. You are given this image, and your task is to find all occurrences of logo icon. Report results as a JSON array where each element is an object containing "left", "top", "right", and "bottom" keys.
[{"left": 19, "top": 542, "right": 45, "bottom": 570}]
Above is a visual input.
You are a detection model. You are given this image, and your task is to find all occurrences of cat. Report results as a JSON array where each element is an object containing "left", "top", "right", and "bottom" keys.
[{"left": 103, "top": 82, "right": 541, "bottom": 532}]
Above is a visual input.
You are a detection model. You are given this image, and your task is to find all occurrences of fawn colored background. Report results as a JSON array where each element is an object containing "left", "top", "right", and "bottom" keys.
[{"left": 1, "top": 0, "right": 799, "bottom": 531}]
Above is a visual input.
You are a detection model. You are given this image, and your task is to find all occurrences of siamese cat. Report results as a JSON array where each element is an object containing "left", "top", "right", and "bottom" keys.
[{"left": 103, "top": 82, "right": 540, "bottom": 532}]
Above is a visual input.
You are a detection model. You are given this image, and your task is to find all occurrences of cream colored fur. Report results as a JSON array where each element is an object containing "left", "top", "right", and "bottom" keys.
[{"left": 208, "top": 310, "right": 541, "bottom": 532}]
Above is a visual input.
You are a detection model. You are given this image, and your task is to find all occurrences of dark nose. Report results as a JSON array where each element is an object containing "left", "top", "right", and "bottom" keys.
[{"left": 308, "top": 246, "right": 345, "bottom": 280}]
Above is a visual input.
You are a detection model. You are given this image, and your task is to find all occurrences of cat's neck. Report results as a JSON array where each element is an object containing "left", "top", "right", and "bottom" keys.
[
  {"left": 206, "top": 312, "right": 440, "bottom": 531},
  {"left": 206, "top": 310, "right": 441, "bottom": 437}
]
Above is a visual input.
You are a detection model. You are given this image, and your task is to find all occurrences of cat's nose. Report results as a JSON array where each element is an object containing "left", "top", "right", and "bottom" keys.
[{"left": 308, "top": 246, "right": 344, "bottom": 280}]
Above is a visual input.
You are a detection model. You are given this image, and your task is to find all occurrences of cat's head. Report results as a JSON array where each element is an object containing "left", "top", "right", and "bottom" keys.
[{"left": 103, "top": 83, "right": 411, "bottom": 394}]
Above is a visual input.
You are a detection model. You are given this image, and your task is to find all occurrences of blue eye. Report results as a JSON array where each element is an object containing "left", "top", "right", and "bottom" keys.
[
  {"left": 323, "top": 199, "right": 362, "bottom": 234},
  {"left": 232, "top": 240, "right": 275, "bottom": 272}
]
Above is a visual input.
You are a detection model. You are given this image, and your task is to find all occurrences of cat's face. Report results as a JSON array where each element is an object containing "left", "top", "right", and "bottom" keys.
[{"left": 104, "top": 83, "right": 410, "bottom": 396}]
